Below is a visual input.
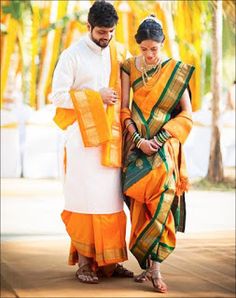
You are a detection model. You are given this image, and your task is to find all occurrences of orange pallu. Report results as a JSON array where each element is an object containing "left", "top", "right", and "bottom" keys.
[{"left": 121, "top": 57, "right": 194, "bottom": 269}]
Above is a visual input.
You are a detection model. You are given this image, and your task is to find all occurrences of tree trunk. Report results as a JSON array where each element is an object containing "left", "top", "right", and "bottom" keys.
[{"left": 207, "top": 0, "right": 224, "bottom": 182}]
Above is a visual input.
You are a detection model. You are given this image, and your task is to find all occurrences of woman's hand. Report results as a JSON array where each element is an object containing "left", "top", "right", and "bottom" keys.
[
  {"left": 139, "top": 139, "right": 160, "bottom": 156},
  {"left": 99, "top": 88, "right": 118, "bottom": 105}
]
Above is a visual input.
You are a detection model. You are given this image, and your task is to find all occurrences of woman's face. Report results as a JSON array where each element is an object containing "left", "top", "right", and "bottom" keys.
[{"left": 139, "top": 40, "right": 163, "bottom": 64}]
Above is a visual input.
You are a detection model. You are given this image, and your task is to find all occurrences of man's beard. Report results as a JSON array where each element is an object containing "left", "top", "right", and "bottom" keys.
[{"left": 91, "top": 34, "right": 112, "bottom": 48}]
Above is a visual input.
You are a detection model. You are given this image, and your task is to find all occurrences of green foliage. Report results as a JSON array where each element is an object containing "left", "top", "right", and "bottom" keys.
[
  {"left": 191, "top": 176, "right": 235, "bottom": 192},
  {"left": 204, "top": 52, "right": 212, "bottom": 94},
  {"left": 39, "top": 15, "right": 70, "bottom": 37},
  {"left": 39, "top": 11, "right": 88, "bottom": 37},
  {"left": 201, "top": 1, "right": 213, "bottom": 32},
  {"left": 223, "top": 18, "right": 235, "bottom": 57},
  {"left": 199, "top": 1, "right": 235, "bottom": 94},
  {"left": 222, "top": 18, "right": 236, "bottom": 88},
  {"left": 2, "top": 0, "right": 32, "bottom": 21}
]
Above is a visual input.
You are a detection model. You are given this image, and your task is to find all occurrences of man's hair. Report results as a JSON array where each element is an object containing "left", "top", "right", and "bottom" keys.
[{"left": 88, "top": 0, "right": 118, "bottom": 29}]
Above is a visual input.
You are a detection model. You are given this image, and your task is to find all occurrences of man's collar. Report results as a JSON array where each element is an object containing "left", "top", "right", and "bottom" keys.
[{"left": 84, "top": 33, "right": 109, "bottom": 55}]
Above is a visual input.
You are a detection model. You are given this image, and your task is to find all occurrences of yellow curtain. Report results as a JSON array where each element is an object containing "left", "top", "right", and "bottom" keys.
[
  {"left": 115, "top": 1, "right": 133, "bottom": 53},
  {"left": 191, "top": 2, "right": 203, "bottom": 111},
  {"left": 174, "top": 1, "right": 202, "bottom": 111},
  {"left": 30, "top": 3, "right": 40, "bottom": 108},
  {"left": 154, "top": 2, "right": 171, "bottom": 58},
  {"left": 0, "top": 15, "right": 18, "bottom": 107},
  {"left": 0, "top": 0, "right": 204, "bottom": 111},
  {"left": 38, "top": 3, "right": 51, "bottom": 86},
  {"left": 0, "top": 11, "right": 8, "bottom": 66},
  {"left": 44, "top": 0, "right": 68, "bottom": 104},
  {"left": 124, "top": 1, "right": 149, "bottom": 55}
]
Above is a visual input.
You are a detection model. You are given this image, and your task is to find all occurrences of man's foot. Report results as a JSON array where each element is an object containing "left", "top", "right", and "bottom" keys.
[
  {"left": 76, "top": 264, "right": 99, "bottom": 284},
  {"left": 112, "top": 264, "right": 134, "bottom": 278},
  {"left": 134, "top": 270, "right": 149, "bottom": 283},
  {"left": 147, "top": 269, "right": 167, "bottom": 293}
]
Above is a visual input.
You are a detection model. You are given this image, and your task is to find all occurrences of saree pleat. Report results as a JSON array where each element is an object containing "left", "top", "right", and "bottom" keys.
[
  {"left": 121, "top": 57, "right": 194, "bottom": 269},
  {"left": 126, "top": 139, "right": 179, "bottom": 268}
]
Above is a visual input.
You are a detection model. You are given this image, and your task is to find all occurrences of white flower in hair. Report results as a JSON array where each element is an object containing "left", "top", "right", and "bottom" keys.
[{"left": 141, "top": 15, "right": 163, "bottom": 28}]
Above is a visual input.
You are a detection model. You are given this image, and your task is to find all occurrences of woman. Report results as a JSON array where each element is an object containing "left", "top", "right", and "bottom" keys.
[{"left": 121, "top": 15, "right": 194, "bottom": 293}]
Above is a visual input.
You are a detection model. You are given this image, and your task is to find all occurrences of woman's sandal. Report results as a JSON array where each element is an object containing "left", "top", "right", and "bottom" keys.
[
  {"left": 76, "top": 264, "right": 99, "bottom": 284},
  {"left": 112, "top": 264, "right": 134, "bottom": 278},
  {"left": 146, "top": 269, "right": 168, "bottom": 293}
]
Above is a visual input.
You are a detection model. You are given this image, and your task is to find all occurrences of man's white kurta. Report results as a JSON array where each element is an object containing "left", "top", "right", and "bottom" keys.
[{"left": 50, "top": 34, "right": 123, "bottom": 214}]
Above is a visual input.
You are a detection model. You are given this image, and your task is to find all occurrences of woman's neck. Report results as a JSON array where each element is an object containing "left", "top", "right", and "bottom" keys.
[{"left": 144, "top": 56, "right": 161, "bottom": 66}]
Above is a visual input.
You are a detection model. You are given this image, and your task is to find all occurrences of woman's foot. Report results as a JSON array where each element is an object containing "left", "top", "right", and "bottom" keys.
[
  {"left": 147, "top": 269, "right": 167, "bottom": 293},
  {"left": 76, "top": 264, "right": 99, "bottom": 284}
]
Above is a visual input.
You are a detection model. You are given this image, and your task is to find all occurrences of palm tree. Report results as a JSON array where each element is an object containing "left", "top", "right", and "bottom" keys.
[{"left": 207, "top": 0, "right": 224, "bottom": 182}]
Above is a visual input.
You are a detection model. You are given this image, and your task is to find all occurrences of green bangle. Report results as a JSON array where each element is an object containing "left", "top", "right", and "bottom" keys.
[
  {"left": 157, "top": 133, "right": 166, "bottom": 143},
  {"left": 154, "top": 136, "right": 163, "bottom": 147},
  {"left": 133, "top": 134, "right": 140, "bottom": 143},
  {"left": 134, "top": 136, "right": 141, "bottom": 145},
  {"left": 162, "top": 129, "right": 171, "bottom": 138},
  {"left": 157, "top": 130, "right": 171, "bottom": 142},
  {"left": 158, "top": 132, "right": 166, "bottom": 143},
  {"left": 131, "top": 131, "right": 142, "bottom": 145},
  {"left": 136, "top": 138, "right": 145, "bottom": 148},
  {"left": 131, "top": 131, "right": 138, "bottom": 141}
]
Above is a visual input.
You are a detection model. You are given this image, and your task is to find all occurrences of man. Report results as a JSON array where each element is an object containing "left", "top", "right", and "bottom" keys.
[{"left": 50, "top": 1, "right": 133, "bottom": 284}]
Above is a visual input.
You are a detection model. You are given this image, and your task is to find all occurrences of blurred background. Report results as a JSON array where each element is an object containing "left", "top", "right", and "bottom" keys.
[
  {"left": 0, "top": 0, "right": 235, "bottom": 183},
  {"left": 1, "top": 2, "right": 235, "bottom": 297}
]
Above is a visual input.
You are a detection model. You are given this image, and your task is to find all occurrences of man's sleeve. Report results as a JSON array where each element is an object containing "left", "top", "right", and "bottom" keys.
[{"left": 49, "top": 50, "right": 75, "bottom": 109}]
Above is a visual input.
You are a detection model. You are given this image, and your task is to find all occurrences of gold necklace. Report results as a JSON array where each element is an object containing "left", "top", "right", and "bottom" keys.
[{"left": 140, "top": 56, "right": 162, "bottom": 86}]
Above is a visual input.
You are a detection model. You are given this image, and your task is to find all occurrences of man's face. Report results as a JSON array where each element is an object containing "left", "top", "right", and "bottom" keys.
[{"left": 88, "top": 24, "right": 115, "bottom": 48}]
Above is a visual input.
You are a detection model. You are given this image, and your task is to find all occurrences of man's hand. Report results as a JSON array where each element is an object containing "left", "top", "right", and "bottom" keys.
[{"left": 99, "top": 88, "right": 118, "bottom": 105}]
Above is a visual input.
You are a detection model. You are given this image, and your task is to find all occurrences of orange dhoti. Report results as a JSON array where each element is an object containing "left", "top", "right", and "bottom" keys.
[{"left": 61, "top": 210, "right": 128, "bottom": 271}]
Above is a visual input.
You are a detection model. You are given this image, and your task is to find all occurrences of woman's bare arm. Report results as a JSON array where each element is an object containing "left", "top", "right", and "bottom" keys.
[
  {"left": 179, "top": 89, "right": 192, "bottom": 113},
  {"left": 121, "top": 70, "right": 130, "bottom": 109},
  {"left": 121, "top": 70, "right": 136, "bottom": 135}
]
